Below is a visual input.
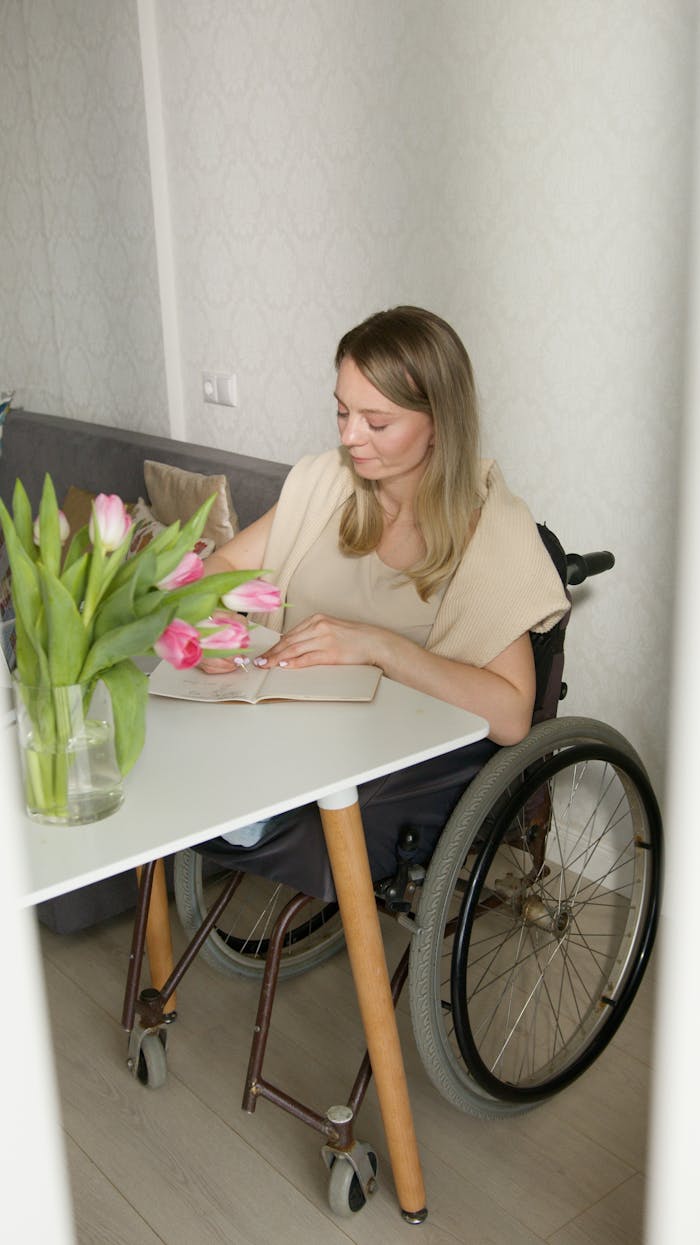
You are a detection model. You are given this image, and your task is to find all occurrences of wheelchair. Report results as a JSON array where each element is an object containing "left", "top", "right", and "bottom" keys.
[{"left": 123, "top": 531, "right": 662, "bottom": 1218}]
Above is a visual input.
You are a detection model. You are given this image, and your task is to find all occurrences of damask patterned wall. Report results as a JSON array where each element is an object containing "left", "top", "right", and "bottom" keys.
[
  {"left": 0, "top": 0, "right": 169, "bottom": 432},
  {"left": 0, "top": 0, "right": 61, "bottom": 415},
  {"left": 1, "top": 0, "right": 696, "bottom": 787}
]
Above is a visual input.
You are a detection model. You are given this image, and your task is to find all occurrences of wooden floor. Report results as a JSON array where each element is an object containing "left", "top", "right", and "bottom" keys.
[{"left": 40, "top": 902, "right": 656, "bottom": 1245}]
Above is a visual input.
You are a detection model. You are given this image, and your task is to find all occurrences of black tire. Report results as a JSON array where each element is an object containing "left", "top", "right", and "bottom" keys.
[
  {"left": 409, "top": 717, "right": 662, "bottom": 1117},
  {"left": 173, "top": 849, "right": 345, "bottom": 980}
]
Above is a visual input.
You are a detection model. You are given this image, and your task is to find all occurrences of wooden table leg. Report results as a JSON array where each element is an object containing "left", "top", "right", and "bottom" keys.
[
  {"left": 135, "top": 859, "right": 176, "bottom": 1011},
  {"left": 318, "top": 788, "right": 427, "bottom": 1222}
]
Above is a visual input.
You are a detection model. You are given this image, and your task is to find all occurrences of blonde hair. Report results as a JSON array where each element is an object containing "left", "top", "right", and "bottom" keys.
[{"left": 335, "top": 306, "right": 481, "bottom": 600}]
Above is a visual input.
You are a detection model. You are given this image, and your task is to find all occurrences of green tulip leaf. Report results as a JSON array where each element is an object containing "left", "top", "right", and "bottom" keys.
[
  {"left": 98, "top": 524, "right": 137, "bottom": 595},
  {"left": 92, "top": 562, "right": 147, "bottom": 639},
  {"left": 177, "top": 493, "right": 217, "bottom": 546},
  {"left": 78, "top": 606, "right": 173, "bottom": 682},
  {"left": 151, "top": 570, "right": 264, "bottom": 627},
  {"left": 11, "top": 479, "right": 37, "bottom": 560},
  {"left": 100, "top": 660, "right": 148, "bottom": 775},
  {"left": 155, "top": 570, "right": 258, "bottom": 626},
  {"left": 149, "top": 501, "right": 218, "bottom": 585},
  {"left": 160, "top": 588, "right": 224, "bottom": 625},
  {"left": 38, "top": 565, "right": 90, "bottom": 685},
  {"left": 60, "top": 551, "right": 89, "bottom": 609},
  {"left": 38, "top": 475, "right": 62, "bottom": 577},
  {"left": 107, "top": 523, "right": 181, "bottom": 595},
  {"left": 136, "top": 495, "right": 217, "bottom": 587},
  {"left": 14, "top": 612, "right": 42, "bottom": 686},
  {"left": 133, "top": 589, "right": 171, "bottom": 618},
  {"left": 82, "top": 533, "right": 107, "bottom": 624},
  {"left": 0, "top": 497, "right": 48, "bottom": 677},
  {"left": 97, "top": 550, "right": 163, "bottom": 631},
  {"left": 63, "top": 526, "right": 90, "bottom": 574},
  {"left": 168, "top": 569, "right": 261, "bottom": 606}
]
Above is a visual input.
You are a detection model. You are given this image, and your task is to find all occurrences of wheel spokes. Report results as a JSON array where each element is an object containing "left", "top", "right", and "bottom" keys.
[{"left": 455, "top": 754, "right": 652, "bottom": 1090}]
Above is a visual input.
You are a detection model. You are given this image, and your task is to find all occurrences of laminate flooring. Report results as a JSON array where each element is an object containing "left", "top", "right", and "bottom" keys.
[{"left": 40, "top": 902, "right": 656, "bottom": 1244}]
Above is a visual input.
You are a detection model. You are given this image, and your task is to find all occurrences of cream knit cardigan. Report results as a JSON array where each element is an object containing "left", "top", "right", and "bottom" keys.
[{"left": 257, "top": 450, "right": 569, "bottom": 668}]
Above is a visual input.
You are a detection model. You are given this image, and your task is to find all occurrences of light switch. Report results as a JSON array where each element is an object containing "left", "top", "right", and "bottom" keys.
[{"left": 202, "top": 372, "right": 237, "bottom": 407}]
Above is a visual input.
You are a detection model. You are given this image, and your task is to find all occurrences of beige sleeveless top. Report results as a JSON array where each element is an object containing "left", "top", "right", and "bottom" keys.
[{"left": 283, "top": 510, "right": 444, "bottom": 646}]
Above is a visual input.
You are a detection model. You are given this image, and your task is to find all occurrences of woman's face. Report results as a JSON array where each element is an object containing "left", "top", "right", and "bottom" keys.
[{"left": 335, "top": 357, "right": 434, "bottom": 489}]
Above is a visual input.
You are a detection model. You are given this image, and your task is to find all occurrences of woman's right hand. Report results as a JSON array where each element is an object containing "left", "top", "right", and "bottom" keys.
[{"left": 198, "top": 656, "right": 243, "bottom": 674}]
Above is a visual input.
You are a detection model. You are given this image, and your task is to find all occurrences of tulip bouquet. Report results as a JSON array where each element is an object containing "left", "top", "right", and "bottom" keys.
[{"left": 0, "top": 473, "right": 280, "bottom": 822}]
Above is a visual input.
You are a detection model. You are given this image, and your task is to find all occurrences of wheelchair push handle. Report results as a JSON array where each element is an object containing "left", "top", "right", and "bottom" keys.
[{"left": 565, "top": 550, "right": 615, "bottom": 586}]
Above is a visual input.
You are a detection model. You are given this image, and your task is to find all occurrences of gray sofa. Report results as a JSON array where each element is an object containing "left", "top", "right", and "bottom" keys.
[{"left": 0, "top": 408, "right": 291, "bottom": 933}]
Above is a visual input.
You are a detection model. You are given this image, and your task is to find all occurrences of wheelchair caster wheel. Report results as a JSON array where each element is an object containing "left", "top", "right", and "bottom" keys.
[
  {"left": 136, "top": 1032, "right": 167, "bottom": 1089},
  {"left": 327, "top": 1143, "right": 378, "bottom": 1216}
]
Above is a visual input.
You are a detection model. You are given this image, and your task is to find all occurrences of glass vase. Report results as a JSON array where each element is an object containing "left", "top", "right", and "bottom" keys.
[{"left": 12, "top": 677, "right": 124, "bottom": 825}]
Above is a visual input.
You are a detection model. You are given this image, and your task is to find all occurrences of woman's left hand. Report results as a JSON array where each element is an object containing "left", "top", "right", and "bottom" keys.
[{"left": 254, "top": 613, "right": 385, "bottom": 670}]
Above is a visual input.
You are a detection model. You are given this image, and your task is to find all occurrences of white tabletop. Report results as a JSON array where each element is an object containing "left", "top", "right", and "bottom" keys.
[{"left": 11, "top": 678, "right": 488, "bottom": 908}]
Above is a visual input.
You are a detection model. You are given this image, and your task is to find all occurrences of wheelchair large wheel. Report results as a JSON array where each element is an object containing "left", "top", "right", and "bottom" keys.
[
  {"left": 409, "top": 717, "right": 662, "bottom": 1118},
  {"left": 174, "top": 849, "right": 345, "bottom": 980}
]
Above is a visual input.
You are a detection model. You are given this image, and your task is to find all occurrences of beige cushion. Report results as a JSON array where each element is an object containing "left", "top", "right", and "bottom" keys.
[
  {"left": 60, "top": 485, "right": 98, "bottom": 538},
  {"left": 144, "top": 460, "right": 238, "bottom": 547},
  {"left": 127, "top": 498, "right": 215, "bottom": 560}
]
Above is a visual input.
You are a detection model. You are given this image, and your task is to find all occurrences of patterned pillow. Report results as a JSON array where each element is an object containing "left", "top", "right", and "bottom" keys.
[
  {"left": 127, "top": 498, "right": 214, "bottom": 560},
  {"left": 60, "top": 488, "right": 215, "bottom": 560}
]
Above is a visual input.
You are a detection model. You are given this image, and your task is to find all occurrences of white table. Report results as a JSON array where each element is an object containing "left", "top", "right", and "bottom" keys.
[{"left": 14, "top": 677, "right": 488, "bottom": 1219}]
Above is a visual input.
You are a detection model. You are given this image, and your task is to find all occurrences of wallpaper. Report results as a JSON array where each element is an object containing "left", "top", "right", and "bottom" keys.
[
  {"left": 0, "top": 0, "right": 61, "bottom": 415},
  {"left": 0, "top": 0, "right": 169, "bottom": 432}
]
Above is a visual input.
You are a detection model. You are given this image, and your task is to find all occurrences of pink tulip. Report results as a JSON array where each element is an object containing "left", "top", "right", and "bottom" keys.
[
  {"left": 157, "top": 552, "right": 205, "bottom": 591},
  {"left": 154, "top": 619, "right": 202, "bottom": 669},
  {"left": 33, "top": 510, "right": 70, "bottom": 546},
  {"left": 220, "top": 578, "right": 282, "bottom": 612},
  {"left": 89, "top": 494, "right": 132, "bottom": 551},
  {"left": 200, "top": 613, "right": 250, "bottom": 651}
]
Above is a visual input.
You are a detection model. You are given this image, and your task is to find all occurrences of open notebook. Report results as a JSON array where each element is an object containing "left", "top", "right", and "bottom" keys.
[{"left": 147, "top": 625, "right": 382, "bottom": 705}]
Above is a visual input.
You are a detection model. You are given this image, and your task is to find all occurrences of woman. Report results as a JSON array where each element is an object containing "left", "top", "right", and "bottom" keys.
[{"left": 197, "top": 307, "right": 569, "bottom": 899}]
